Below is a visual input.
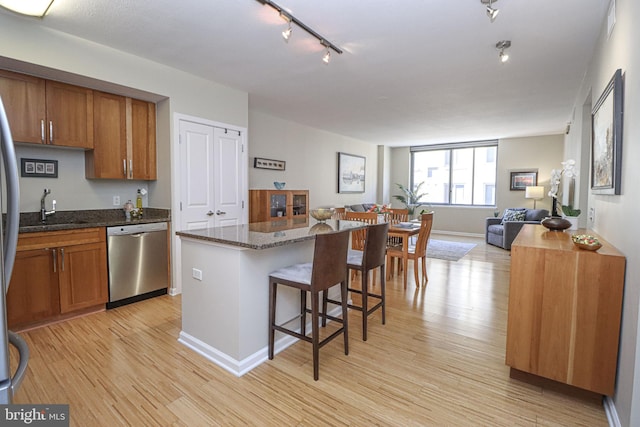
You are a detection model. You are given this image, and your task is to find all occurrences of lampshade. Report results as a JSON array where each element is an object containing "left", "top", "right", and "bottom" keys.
[
  {"left": 0, "top": 0, "right": 54, "bottom": 17},
  {"left": 525, "top": 186, "right": 544, "bottom": 200}
]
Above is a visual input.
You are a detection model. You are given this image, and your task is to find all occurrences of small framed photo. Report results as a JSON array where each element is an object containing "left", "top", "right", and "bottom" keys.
[
  {"left": 510, "top": 170, "right": 537, "bottom": 191},
  {"left": 254, "top": 157, "right": 286, "bottom": 171},
  {"left": 21, "top": 158, "right": 58, "bottom": 178}
]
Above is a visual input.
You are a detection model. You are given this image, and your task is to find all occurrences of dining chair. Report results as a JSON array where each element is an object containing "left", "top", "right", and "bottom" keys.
[
  {"left": 384, "top": 208, "right": 409, "bottom": 274},
  {"left": 268, "top": 229, "right": 350, "bottom": 381},
  {"left": 385, "top": 208, "right": 409, "bottom": 225},
  {"left": 386, "top": 212, "right": 434, "bottom": 288},
  {"left": 324, "top": 222, "right": 389, "bottom": 341},
  {"left": 332, "top": 207, "right": 347, "bottom": 220}
]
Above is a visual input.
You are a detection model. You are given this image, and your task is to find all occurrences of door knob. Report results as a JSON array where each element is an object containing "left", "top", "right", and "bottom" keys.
[
  {"left": 206, "top": 211, "right": 214, "bottom": 216},
  {"left": 216, "top": 210, "right": 226, "bottom": 215}
]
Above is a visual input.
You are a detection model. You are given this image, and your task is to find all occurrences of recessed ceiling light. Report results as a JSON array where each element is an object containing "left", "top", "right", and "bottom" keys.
[{"left": 0, "top": 0, "right": 55, "bottom": 17}]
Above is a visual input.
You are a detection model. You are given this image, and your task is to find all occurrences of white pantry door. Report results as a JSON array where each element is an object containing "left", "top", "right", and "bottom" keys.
[{"left": 179, "top": 119, "right": 246, "bottom": 231}]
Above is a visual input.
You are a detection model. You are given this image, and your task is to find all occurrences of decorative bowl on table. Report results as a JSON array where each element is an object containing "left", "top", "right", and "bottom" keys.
[
  {"left": 309, "top": 208, "right": 335, "bottom": 222},
  {"left": 309, "top": 222, "right": 334, "bottom": 234},
  {"left": 571, "top": 234, "right": 602, "bottom": 251},
  {"left": 273, "top": 181, "right": 286, "bottom": 190},
  {"left": 541, "top": 216, "right": 572, "bottom": 231}
]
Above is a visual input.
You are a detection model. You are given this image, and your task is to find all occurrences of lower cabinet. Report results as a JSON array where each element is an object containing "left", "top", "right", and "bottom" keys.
[{"left": 6, "top": 227, "right": 109, "bottom": 330}]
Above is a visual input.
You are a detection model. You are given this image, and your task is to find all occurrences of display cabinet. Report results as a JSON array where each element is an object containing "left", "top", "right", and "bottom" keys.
[{"left": 249, "top": 190, "right": 309, "bottom": 223}]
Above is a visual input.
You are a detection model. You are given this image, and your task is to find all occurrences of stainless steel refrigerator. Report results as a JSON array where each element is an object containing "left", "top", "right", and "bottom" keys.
[{"left": 0, "top": 96, "right": 29, "bottom": 404}]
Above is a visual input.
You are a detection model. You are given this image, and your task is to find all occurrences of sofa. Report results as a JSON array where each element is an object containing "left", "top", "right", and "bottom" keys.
[
  {"left": 486, "top": 208, "right": 549, "bottom": 250},
  {"left": 346, "top": 203, "right": 378, "bottom": 212}
]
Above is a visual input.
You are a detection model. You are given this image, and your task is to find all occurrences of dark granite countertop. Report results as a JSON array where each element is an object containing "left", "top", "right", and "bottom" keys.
[
  {"left": 176, "top": 219, "right": 366, "bottom": 250},
  {"left": 17, "top": 208, "right": 171, "bottom": 233}
]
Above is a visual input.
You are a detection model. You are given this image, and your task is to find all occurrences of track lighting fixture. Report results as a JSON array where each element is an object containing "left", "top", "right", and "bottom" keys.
[
  {"left": 322, "top": 45, "right": 331, "bottom": 64},
  {"left": 282, "top": 21, "right": 292, "bottom": 42},
  {"left": 481, "top": 0, "right": 499, "bottom": 23},
  {"left": 256, "top": 0, "right": 343, "bottom": 63},
  {"left": 496, "top": 40, "right": 511, "bottom": 63}
]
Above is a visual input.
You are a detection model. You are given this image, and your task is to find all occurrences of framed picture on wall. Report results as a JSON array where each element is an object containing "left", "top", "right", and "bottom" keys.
[
  {"left": 337, "top": 152, "right": 365, "bottom": 193},
  {"left": 510, "top": 170, "right": 537, "bottom": 191},
  {"left": 591, "top": 68, "right": 623, "bottom": 195}
]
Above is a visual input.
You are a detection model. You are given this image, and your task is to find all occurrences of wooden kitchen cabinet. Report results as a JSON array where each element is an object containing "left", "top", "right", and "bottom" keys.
[
  {"left": 505, "top": 224, "right": 625, "bottom": 395},
  {"left": 85, "top": 93, "right": 157, "bottom": 180},
  {"left": 0, "top": 69, "right": 93, "bottom": 148},
  {"left": 249, "top": 189, "right": 308, "bottom": 222},
  {"left": 6, "top": 227, "right": 109, "bottom": 330}
]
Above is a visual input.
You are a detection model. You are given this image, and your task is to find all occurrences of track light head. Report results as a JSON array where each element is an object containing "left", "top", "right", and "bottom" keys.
[
  {"left": 496, "top": 40, "right": 511, "bottom": 63},
  {"left": 481, "top": 0, "right": 499, "bottom": 23},
  {"left": 322, "top": 48, "right": 331, "bottom": 64},
  {"left": 282, "top": 22, "right": 292, "bottom": 42}
]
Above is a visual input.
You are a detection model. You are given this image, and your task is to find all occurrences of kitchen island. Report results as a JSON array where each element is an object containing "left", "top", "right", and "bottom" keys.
[{"left": 176, "top": 218, "right": 364, "bottom": 376}]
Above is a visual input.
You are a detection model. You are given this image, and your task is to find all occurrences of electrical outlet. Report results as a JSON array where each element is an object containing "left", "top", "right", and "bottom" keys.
[
  {"left": 192, "top": 268, "right": 203, "bottom": 281},
  {"left": 113, "top": 196, "right": 120, "bottom": 206}
]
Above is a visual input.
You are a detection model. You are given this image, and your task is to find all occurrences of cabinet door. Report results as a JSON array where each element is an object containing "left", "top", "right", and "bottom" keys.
[
  {"left": 0, "top": 69, "right": 46, "bottom": 144},
  {"left": 45, "top": 80, "right": 94, "bottom": 148},
  {"left": 6, "top": 248, "right": 60, "bottom": 329},
  {"left": 290, "top": 191, "right": 308, "bottom": 218},
  {"left": 58, "top": 242, "right": 108, "bottom": 314},
  {"left": 86, "top": 91, "right": 127, "bottom": 179},
  {"left": 129, "top": 98, "right": 157, "bottom": 180}
]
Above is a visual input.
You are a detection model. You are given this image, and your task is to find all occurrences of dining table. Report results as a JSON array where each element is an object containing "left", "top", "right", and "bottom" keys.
[{"left": 386, "top": 221, "right": 422, "bottom": 283}]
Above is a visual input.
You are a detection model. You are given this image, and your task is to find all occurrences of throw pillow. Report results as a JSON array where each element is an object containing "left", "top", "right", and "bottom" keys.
[{"left": 501, "top": 209, "right": 526, "bottom": 224}]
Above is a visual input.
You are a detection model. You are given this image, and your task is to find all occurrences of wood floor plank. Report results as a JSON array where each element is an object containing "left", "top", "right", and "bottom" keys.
[{"left": 11, "top": 234, "right": 609, "bottom": 426}]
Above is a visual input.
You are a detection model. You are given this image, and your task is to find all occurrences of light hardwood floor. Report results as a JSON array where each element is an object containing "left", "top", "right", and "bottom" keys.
[{"left": 11, "top": 234, "right": 609, "bottom": 426}]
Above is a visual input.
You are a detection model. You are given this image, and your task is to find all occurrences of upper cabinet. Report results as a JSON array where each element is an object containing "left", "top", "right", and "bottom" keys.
[
  {"left": 85, "top": 92, "right": 157, "bottom": 180},
  {"left": 0, "top": 69, "right": 93, "bottom": 148}
]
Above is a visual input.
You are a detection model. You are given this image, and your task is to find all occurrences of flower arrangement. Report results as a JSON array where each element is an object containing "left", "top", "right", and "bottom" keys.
[
  {"left": 549, "top": 160, "right": 578, "bottom": 216},
  {"left": 367, "top": 204, "right": 391, "bottom": 214}
]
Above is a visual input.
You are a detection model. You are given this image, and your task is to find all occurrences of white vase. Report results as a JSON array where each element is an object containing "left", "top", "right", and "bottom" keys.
[{"left": 565, "top": 216, "right": 579, "bottom": 230}]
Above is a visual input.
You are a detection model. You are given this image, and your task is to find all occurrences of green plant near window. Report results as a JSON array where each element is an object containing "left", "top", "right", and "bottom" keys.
[
  {"left": 393, "top": 182, "right": 428, "bottom": 215},
  {"left": 560, "top": 204, "right": 581, "bottom": 217}
]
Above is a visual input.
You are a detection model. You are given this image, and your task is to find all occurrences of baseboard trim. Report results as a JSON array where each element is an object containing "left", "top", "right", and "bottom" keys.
[
  {"left": 432, "top": 229, "right": 484, "bottom": 238},
  {"left": 178, "top": 306, "right": 344, "bottom": 376},
  {"left": 604, "top": 396, "right": 621, "bottom": 427}
]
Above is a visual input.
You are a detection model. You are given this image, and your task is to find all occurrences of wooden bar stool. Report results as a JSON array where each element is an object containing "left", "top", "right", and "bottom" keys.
[
  {"left": 268, "top": 230, "right": 350, "bottom": 380},
  {"left": 324, "top": 222, "right": 389, "bottom": 341}
]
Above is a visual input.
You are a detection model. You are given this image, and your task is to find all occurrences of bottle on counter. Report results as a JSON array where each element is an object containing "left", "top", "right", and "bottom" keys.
[
  {"left": 136, "top": 189, "right": 143, "bottom": 217},
  {"left": 124, "top": 200, "right": 134, "bottom": 220}
]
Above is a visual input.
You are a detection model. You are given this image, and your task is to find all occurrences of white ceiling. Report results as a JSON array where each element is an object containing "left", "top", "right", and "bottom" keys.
[{"left": 4, "top": 0, "right": 610, "bottom": 146}]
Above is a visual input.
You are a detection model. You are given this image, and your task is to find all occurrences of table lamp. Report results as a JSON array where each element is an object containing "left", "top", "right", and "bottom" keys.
[{"left": 525, "top": 186, "right": 544, "bottom": 209}]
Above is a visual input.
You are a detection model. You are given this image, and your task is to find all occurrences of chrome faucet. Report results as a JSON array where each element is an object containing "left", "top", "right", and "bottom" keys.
[{"left": 40, "top": 188, "right": 56, "bottom": 222}]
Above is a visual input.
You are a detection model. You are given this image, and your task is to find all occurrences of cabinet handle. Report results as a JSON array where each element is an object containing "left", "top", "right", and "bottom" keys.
[
  {"left": 49, "top": 121, "right": 53, "bottom": 144},
  {"left": 52, "top": 248, "right": 57, "bottom": 273},
  {"left": 41, "top": 120, "right": 45, "bottom": 144},
  {"left": 129, "top": 159, "right": 133, "bottom": 179},
  {"left": 60, "top": 248, "right": 65, "bottom": 272},
  {"left": 216, "top": 210, "right": 226, "bottom": 215},
  {"left": 206, "top": 211, "right": 214, "bottom": 216},
  {"left": 123, "top": 159, "right": 127, "bottom": 177}
]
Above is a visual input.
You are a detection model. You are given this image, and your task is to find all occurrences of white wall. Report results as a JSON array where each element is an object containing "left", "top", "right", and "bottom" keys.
[
  {"left": 566, "top": 0, "right": 640, "bottom": 425},
  {"left": 389, "top": 136, "right": 564, "bottom": 235},
  {"left": 248, "top": 110, "right": 378, "bottom": 208}
]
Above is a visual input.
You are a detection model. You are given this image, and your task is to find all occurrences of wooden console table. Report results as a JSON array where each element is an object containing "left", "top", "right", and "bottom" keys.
[{"left": 505, "top": 224, "right": 625, "bottom": 395}]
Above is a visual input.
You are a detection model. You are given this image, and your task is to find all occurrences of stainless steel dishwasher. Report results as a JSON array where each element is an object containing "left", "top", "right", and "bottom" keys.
[{"left": 106, "top": 222, "right": 169, "bottom": 309}]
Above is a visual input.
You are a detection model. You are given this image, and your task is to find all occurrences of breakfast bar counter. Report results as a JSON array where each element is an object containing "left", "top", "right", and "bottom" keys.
[{"left": 176, "top": 219, "right": 364, "bottom": 376}]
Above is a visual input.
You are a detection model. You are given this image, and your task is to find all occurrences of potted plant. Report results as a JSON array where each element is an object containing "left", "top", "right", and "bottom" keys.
[
  {"left": 393, "top": 182, "right": 428, "bottom": 216},
  {"left": 560, "top": 204, "right": 581, "bottom": 230}
]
